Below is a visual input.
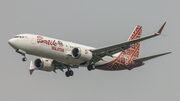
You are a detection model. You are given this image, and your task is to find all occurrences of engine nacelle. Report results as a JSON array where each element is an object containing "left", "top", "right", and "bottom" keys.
[
  {"left": 71, "top": 47, "right": 92, "bottom": 61},
  {"left": 34, "top": 58, "right": 54, "bottom": 72}
]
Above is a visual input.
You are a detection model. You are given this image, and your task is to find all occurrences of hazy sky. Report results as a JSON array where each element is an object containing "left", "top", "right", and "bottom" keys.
[{"left": 1, "top": 1, "right": 179, "bottom": 101}]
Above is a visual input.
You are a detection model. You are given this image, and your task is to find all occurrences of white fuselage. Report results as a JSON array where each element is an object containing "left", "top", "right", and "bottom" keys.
[
  {"left": 8, "top": 34, "right": 116, "bottom": 67},
  {"left": 8, "top": 23, "right": 169, "bottom": 77}
]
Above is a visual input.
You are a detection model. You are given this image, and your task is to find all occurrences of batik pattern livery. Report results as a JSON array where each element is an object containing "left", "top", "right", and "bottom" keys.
[{"left": 96, "top": 26, "right": 144, "bottom": 70}]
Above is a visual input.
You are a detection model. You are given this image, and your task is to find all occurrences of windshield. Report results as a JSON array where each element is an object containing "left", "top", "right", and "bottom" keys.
[{"left": 15, "top": 36, "right": 24, "bottom": 38}]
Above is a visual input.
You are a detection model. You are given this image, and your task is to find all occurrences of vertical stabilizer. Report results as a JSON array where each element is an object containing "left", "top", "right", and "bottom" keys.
[{"left": 125, "top": 25, "right": 142, "bottom": 59}]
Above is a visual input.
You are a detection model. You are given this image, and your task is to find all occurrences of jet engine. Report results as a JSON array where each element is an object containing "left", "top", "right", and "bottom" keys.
[
  {"left": 71, "top": 47, "right": 92, "bottom": 61},
  {"left": 34, "top": 58, "right": 54, "bottom": 71}
]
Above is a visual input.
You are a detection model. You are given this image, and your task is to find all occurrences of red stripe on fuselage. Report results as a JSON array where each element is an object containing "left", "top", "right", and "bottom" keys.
[{"left": 106, "top": 52, "right": 123, "bottom": 66}]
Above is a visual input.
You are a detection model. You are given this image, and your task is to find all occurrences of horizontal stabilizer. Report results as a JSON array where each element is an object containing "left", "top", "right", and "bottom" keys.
[
  {"left": 133, "top": 52, "right": 171, "bottom": 63},
  {"left": 91, "top": 22, "right": 167, "bottom": 63}
]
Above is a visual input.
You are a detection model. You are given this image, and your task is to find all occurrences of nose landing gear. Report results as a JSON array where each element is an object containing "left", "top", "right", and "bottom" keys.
[
  {"left": 16, "top": 49, "right": 27, "bottom": 62},
  {"left": 22, "top": 57, "right": 27, "bottom": 61}
]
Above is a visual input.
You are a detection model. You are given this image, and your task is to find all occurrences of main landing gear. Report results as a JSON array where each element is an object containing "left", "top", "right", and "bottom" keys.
[
  {"left": 65, "top": 68, "right": 74, "bottom": 77},
  {"left": 16, "top": 49, "right": 27, "bottom": 62},
  {"left": 87, "top": 64, "right": 95, "bottom": 71}
]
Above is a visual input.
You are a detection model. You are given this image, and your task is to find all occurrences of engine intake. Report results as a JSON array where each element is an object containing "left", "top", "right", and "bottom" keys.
[
  {"left": 71, "top": 48, "right": 92, "bottom": 61},
  {"left": 72, "top": 48, "right": 80, "bottom": 58},
  {"left": 34, "top": 58, "right": 54, "bottom": 71}
]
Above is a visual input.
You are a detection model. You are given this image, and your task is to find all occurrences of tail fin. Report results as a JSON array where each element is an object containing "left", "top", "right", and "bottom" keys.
[{"left": 125, "top": 25, "right": 142, "bottom": 59}]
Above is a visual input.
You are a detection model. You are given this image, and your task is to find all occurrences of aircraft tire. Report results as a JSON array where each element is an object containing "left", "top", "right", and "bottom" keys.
[
  {"left": 65, "top": 71, "right": 70, "bottom": 77},
  {"left": 65, "top": 70, "right": 74, "bottom": 77},
  {"left": 87, "top": 65, "right": 95, "bottom": 71},
  {"left": 87, "top": 65, "right": 92, "bottom": 71},
  {"left": 22, "top": 57, "right": 27, "bottom": 62},
  {"left": 69, "top": 70, "right": 74, "bottom": 76},
  {"left": 92, "top": 65, "right": 95, "bottom": 70}
]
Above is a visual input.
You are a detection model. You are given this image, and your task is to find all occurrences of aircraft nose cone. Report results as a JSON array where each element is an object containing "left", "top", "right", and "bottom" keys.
[
  {"left": 8, "top": 38, "right": 17, "bottom": 49},
  {"left": 8, "top": 38, "right": 14, "bottom": 45},
  {"left": 8, "top": 39, "right": 12, "bottom": 45}
]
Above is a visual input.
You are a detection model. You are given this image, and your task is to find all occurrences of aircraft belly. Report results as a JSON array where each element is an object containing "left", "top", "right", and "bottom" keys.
[{"left": 29, "top": 45, "right": 84, "bottom": 65}]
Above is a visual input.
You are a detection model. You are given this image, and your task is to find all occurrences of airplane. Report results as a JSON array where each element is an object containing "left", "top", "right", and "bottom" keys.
[{"left": 8, "top": 22, "right": 171, "bottom": 77}]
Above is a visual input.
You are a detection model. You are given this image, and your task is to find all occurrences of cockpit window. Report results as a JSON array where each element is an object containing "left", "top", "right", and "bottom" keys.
[{"left": 15, "top": 36, "right": 25, "bottom": 38}]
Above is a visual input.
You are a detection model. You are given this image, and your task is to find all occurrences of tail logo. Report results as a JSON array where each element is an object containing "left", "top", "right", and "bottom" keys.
[{"left": 96, "top": 26, "right": 142, "bottom": 70}]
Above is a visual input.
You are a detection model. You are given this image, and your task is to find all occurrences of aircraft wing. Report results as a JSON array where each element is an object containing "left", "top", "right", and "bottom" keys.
[
  {"left": 133, "top": 52, "right": 171, "bottom": 63},
  {"left": 91, "top": 22, "right": 166, "bottom": 63}
]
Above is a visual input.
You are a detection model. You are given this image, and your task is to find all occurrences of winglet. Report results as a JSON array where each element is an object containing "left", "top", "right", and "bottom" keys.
[{"left": 156, "top": 22, "right": 166, "bottom": 34}]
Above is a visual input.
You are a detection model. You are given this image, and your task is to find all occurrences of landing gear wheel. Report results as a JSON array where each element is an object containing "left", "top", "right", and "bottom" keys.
[
  {"left": 87, "top": 65, "right": 95, "bottom": 71},
  {"left": 92, "top": 65, "right": 95, "bottom": 70},
  {"left": 65, "top": 70, "right": 74, "bottom": 77},
  {"left": 22, "top": 57, "right": 27, "bottom": 62},
  {"left": 69, "top": 70, "right": 74, "bottom": 76},
  {"left": 65, "top": 71, "right": 70, "bottom": 77},
  {"left": 87, "top": 65, "right": 92, "bottom": 71}
]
